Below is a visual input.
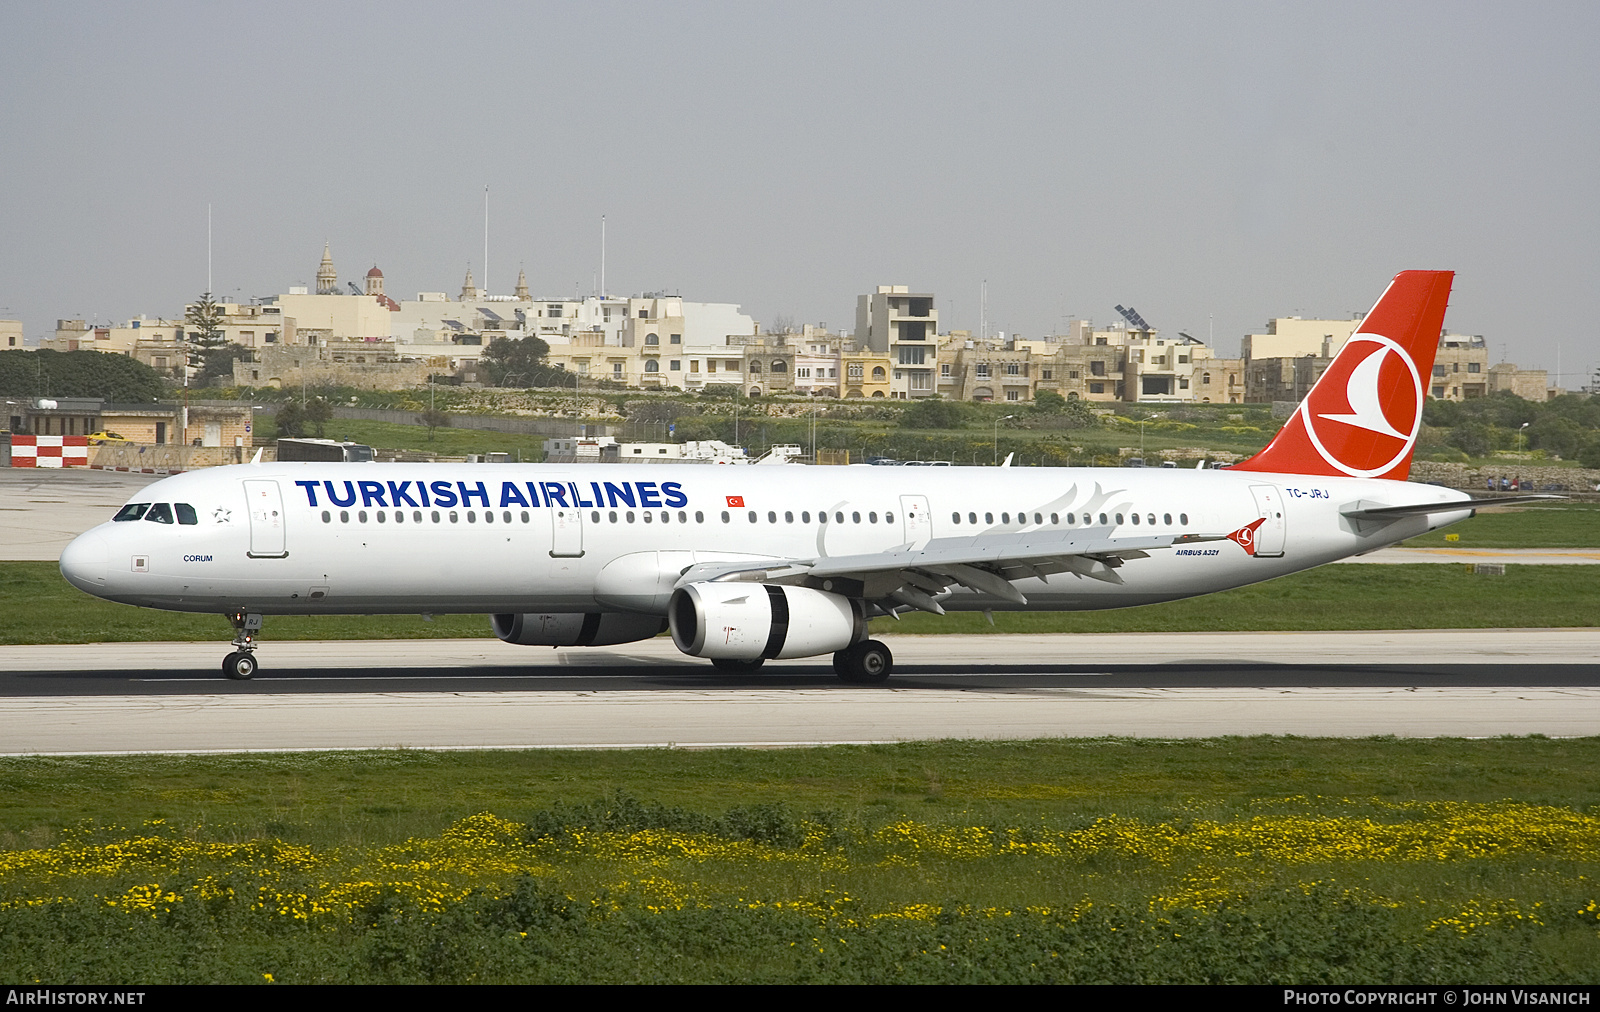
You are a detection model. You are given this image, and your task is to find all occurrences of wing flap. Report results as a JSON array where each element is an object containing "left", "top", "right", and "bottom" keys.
[{"left": 671, "top": 529, "right": 1230, "bottom": 608}]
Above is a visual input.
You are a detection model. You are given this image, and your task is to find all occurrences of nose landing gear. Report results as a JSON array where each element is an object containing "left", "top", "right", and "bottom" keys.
[{"left": 222, "top": 611, "right": 263, "bottom": 680}]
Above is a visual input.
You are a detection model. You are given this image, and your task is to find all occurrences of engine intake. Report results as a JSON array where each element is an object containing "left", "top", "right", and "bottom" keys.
[
  {"left": 492, "top": 612, "right": 667, "bottom": 647},
  {"left": 669, "top": 582, "right": 863, "bottom": 660}
]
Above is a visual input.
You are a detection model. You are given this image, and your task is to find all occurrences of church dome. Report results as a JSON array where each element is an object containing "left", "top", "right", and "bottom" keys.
[{"left": 366, "top": 266, "right": 384, "bottom": 278}]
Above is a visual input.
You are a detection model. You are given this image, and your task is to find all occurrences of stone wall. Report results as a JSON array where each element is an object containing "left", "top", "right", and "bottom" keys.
[
  {"left": 89, "top": 443, "right": 266, "bottom": 470},
  {"left": 1408, "top": 458, "right": 1598, "bottom": 493}
]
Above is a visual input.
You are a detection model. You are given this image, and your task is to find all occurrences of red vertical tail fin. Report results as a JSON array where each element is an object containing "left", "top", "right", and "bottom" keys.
[{"left": 1233, "top": 270, "right": 1453, "bottom": 480}]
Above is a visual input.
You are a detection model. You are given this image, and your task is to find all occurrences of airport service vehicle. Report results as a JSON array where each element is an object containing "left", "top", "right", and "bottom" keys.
[{"left": 58, "top": 271, "right": 1552, "bottom": 682}]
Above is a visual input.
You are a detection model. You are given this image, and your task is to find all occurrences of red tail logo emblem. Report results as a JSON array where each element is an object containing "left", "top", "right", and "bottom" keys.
[
  {"left": 1233, "top": 270, "right": 1452, "bottom": 481},
  {"left": 1299, "top": 335, "right": 1423, "bottom": 477},
  {"left": 1227, "top": 518, "right": 1266, "bottom": 556}
]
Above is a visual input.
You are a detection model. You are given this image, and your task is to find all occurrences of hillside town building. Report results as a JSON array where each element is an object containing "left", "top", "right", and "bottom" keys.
[{"left": 12, "top": 250, "right": 1566, "bottom": 406}]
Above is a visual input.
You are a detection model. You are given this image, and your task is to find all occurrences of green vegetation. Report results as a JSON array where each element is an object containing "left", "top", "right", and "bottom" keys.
[
  {"left": 226, "top": 379, "right": 1600, "bottom": 471},
  {"left": 0, "top": 349, "right": 165, "bottom": 404},
  {"left": 183, "top": 292, "right": 248, "bottom": 384},
  {"left": 1402, "top": 503, "right": 1600, "bottom": 549},
  {"left": 270, "top": 396, "right": 332, "bottom": 439},
  {"left": 0, "top": 738, "right": 1597, "bottom": 982},
  {"left": 866, "top": 563, "right": 1599, "bottom": 635},
  {"left": 1424, "top": 392, "right": 1600, "bottom": 468},
  {"left": 4, "top": 562, "right": 1594, "bottom": 645},
  {"left": 475, "top": 335, "right": 569, "bottom": 388}
]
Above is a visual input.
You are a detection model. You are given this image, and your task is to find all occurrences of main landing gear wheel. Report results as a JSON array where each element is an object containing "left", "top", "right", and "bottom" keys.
[
  {"left": 222, "top": 651, "right": 257, "bottom": 680},
  {"left": 833, "top": 639, "right": 893, "bottom": 684},
  {"left": 711, "top": 657, "right": 766, "bottom": 674}
]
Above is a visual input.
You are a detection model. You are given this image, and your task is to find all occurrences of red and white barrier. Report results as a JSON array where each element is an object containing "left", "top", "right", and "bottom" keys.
[{"left": 9, "top": 435, "right": 89, "bottom": 468}]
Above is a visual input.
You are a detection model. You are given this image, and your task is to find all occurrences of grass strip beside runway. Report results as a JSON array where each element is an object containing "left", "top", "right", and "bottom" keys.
[
  {"left": 7, "top": 562, "right": 1591, "bottom": 643},
  {"left": 0, "top": 738, "right": 1596, "bottom": 983},
  {"left": 1401, "top": 501, "right": 1600, "bottom": 549}
]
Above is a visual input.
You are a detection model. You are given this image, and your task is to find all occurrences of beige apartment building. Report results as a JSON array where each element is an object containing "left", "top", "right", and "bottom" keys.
[
  {"left": 857, "top": 286, "right": 939, "bottom": 399},
  {"left": 1242, "top": 319, "right": 1548, "bottom": 404}
]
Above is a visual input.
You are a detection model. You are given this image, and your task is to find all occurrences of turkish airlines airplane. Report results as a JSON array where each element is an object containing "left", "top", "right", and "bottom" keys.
[{"left": 59, "top": 270, "right": 1552, "bottom": 682}]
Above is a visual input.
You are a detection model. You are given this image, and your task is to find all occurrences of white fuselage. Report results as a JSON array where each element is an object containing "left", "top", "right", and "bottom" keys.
[{"left": 59, "top": 462, "right": 1472, "bottom": 617}]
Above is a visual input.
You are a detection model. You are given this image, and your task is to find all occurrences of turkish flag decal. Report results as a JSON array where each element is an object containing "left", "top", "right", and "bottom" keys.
[{"left": 726, "top": 495, "right": 745, "bottom": 508}]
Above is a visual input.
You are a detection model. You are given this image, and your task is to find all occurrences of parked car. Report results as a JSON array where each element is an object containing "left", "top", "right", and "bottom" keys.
[{"left": 86, "top": 431, "right": 131, "bottom": 445}]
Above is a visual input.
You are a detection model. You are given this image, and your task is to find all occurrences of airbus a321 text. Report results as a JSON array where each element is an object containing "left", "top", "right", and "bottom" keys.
[{"left": 59, "top": 271, "right": 1556, "bottom": 682}]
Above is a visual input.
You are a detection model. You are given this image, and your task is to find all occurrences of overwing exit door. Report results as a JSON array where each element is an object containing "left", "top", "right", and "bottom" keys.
[
  {"left": 551, "top": 505, "right": 584, "bottom": 558},
  {"left": 900, "top": 494, "right": 933, "bottom": 549}
]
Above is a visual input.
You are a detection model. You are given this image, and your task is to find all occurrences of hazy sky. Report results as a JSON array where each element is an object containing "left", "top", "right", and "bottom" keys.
[{"left": 2, "top": 2, "right": 1595, "bottom": 382}]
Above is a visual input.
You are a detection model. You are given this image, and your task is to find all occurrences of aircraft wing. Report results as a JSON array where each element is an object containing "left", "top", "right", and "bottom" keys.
[{"left": 672, "top": 528, "right": 1230, "bottom": 614}]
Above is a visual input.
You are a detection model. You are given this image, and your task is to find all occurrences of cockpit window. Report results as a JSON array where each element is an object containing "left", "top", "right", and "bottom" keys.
[
  {"left": 113, "top": 503, "right": 151, "bottom": 522},
  {"left": 145, "top": 503, "right": 174, "bottom": 524},
  {"left": 175, "top": 503, "right": 198, "bottom": 525}
]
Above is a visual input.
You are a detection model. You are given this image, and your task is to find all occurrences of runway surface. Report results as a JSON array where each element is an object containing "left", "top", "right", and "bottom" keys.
[
  {"left": 2, "top": 631, "right": 1596, "bottom": 754},
  {"left": 0, "top": 467, "right": 162, "bottom": 561}
]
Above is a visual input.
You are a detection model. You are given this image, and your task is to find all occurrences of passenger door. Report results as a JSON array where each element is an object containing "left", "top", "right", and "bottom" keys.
[
  {"left": 1249, "top": 484, "right": 1286, "bottom": 558},
  {"left": 243, "top": 479, "right": 288, "bottom": 558}
]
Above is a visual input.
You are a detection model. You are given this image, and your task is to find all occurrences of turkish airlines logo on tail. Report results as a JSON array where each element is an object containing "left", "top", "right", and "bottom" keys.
[
  {"left": 1227, "top": 518, "right": 1266, "bottom": 556},
  {"left": 1299, "top": 334, "right": 1423, "bottom": 478}
]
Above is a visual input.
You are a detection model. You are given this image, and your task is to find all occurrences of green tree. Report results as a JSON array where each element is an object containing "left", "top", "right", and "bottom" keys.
[
  {"left": 1528, "top": 416, "right": 1585, "bottom": 459},
  {"left": 201, "top": 344, "right": 253, "bottom": 385},
  {"left": 1032, "top": 389, "right": 1066, "bottom": 413},
  {"left": 183, "top": 293, "right": 228, "bottom": 380},
  {"left": 417, "top": 408, "right": 450, "bottom": 441},
  {"left": 275, "top": 401, "right": 307, "bottom": 438},
  {"left": 477, "top": 336, "right": 555, "bottom": 387},
  {"left": 304, "top": 396, "right": 333, "bottom": 438},
  {"left": 1447, "top": 420, "right": 1492, "bottom": 458},
  {"left": 900, "top": 397, "right": 969, "bottom": 429},
  {"left": 0, "top": 350, "right": 163, "bottom": 402},
  {"left": 1579, "top": 435, "right": 1600, "bottom": 470}
]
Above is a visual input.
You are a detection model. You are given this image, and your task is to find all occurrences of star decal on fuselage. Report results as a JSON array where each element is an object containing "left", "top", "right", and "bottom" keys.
[{"left": 212, "top": 507, "right": 233, "bottom": 524}]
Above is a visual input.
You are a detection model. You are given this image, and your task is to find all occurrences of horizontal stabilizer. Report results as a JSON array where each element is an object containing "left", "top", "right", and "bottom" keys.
[{"left": 1341, "top": 494, "right": 1563, "bottom": 521}]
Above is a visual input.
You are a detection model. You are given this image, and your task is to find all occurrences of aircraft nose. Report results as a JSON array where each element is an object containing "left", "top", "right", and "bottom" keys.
[{"left": 59, "top": 530, "right": 109, "bottom": 593}]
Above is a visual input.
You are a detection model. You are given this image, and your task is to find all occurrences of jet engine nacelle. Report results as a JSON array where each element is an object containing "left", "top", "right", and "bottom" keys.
[
  {"left": 491, "top": 612, "right": 667, "bottom": 647},
  {"left": 668, "top": 582, "right": 864, "bottom": 661}
]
